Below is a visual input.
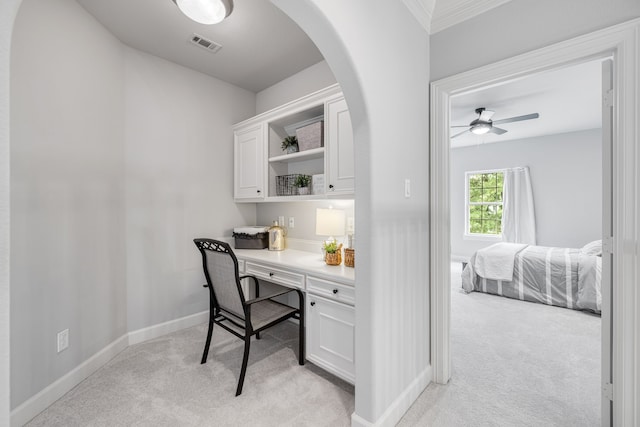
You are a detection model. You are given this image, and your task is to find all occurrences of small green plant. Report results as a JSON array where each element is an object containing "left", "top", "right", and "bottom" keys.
[
  {"left": 323, "top": 240, "right": 339, "bottom": 254},
  {"left": 293, "top": 174, "right": 311, "bottom": 188},
  {"left": 281, "top": 135, "right": 298, "bottom": 151}
]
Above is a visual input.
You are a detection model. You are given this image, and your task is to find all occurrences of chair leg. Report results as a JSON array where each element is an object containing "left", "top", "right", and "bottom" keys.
[
  {"left": 236, "top": 336, "right": 251, "bottom": 396},
  {"left": 201, "top": 309, "right": 214, "bottom": 364}
]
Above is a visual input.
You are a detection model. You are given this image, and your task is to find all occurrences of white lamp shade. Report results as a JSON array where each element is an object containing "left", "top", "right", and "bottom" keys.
[
  {"left": 174, "top": 0, "right": 233, "bottom": 25},
  {"left": 316, "top": 208, "right": 346, "bottom": 237}
]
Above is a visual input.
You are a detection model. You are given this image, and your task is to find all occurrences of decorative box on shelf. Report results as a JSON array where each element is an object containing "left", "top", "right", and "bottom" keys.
[
  {"left": 296, "top": 121, "right": 324, "bottom": 152},
  {"left": 312, "top": 174, "right": 325, "bottom": 195}
]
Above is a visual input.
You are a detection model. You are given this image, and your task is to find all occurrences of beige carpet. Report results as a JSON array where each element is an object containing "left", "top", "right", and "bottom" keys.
[
  {"left": 25, "top": 263, "right": 600, "bottom": 426},
  {"left": 26, "top": 321, "right": 354, "bottom": 426},
  {"left": 398, "top": 262, "right": 601, "bottom": 426}
]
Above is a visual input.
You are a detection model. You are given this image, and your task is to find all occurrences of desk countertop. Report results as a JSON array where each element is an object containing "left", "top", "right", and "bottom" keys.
[{"left": 233, "top": 247, "right": 355, "bottom": 286}]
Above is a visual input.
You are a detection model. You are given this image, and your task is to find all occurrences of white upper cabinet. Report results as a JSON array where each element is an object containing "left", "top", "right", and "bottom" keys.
[
  {"left": 325, "top": 95, "right": 355, "bottom": 195},
  {"left": 233, "top": 85, "right": 354, "bottom": 202},
  {"left": 234, "top": 123, "right": 265, "bottom": 200}
]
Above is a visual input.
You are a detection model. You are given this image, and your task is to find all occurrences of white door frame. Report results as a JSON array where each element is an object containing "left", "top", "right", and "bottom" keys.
[{"left": 430, "top": 18, "right": 639, "bottom": 425}]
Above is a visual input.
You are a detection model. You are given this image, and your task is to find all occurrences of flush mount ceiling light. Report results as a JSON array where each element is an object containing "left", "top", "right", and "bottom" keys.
[{"left": 172, "top": 0, "right": 233, "bottom": 25}]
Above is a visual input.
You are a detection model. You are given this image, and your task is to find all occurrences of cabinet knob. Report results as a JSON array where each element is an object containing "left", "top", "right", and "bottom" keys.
[
  {"left": 269, "top": 272, "right": 274, "bottom": 277},
  {"left": 329, "top": 184, "right": 334, "bottom": 190},
  {"left": 332, "top": 289, "right": 338, "bottom": 294},
  {"left": 257, "top": 189, "right": 261, "bottom": 193},
  {"left": 310, "top": 301, "right": 316, "bottom": 306}
]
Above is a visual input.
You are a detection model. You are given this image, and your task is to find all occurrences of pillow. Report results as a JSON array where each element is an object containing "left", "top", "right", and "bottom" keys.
[{"left": 581, "top": 240, "right": 603, "bottom": 257}]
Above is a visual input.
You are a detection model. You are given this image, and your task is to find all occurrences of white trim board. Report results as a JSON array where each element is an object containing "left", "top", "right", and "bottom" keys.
[
  {"left": 431, "top": 0, "right": 513, "bottom": 34},
  {"left": 402, "top": 0, "right": 436, "bottom": 34},
  {"left": 430, "top": 18, "right": 639, "bottom": 426},
  {"left": 10, "top": 311, "right": 208, "bottom": 426},
  {"left": 128, "top": 310, "right": 208, "bottom": 345},
  {"left": 351, "top": 366, "right": 432, "bottom": 427},
  {"left": 10, "top": 334, "right": 129, "bottom": 427}
]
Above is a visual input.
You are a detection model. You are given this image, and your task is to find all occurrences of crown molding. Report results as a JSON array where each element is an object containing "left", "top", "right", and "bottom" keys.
[
  {"left": 431, "top": 0, "right": 513, "bottom": 34},
  {"left": 403, "top": 0, "right": 436, "bottom": 33}
]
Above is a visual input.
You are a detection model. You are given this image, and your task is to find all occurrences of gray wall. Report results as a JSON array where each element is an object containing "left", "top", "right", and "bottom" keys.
[
  {"left": 123, "top": 48, "right": 256, "bottom": 332},
  {"left": 256, "top": 200, "right": 354, "bottom": 242},
  {"left": 255, "top": 60, "right": 336, "bottom": 114},
  {"left": 10, "top": 0, "right": 256, "bottom": 409},
  {"left": 10, "top": 0, "right": 126, "bottom": 408},
  {"left": 430, "top": 0, "right": 640, "bottom": 81},
  {"left": 451, "top": 129, "right": 602, "bottom": 260}
]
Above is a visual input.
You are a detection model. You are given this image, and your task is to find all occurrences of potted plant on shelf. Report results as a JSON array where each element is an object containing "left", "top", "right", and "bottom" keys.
[
  {"left": 281, "top": 135, "right": 299, "bottom": 154},
  {"left": 322, "top": 240, "right": 343, "bottom": 265},
  {"left": 294, "top": 175, "right": 311, "bottom": 195}
]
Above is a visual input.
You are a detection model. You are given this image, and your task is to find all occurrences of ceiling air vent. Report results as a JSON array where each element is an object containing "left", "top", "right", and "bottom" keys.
[{"left": 189, "top": 34, "right": 222, "bottom": 53}]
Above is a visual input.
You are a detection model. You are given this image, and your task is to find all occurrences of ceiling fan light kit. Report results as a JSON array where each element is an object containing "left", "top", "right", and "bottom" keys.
[
  {"left": 470, "top": 121, "right": 492, "bottom": 135},
  {"left": 451, "top": 107, "right": 540, "bottom": 139},
  {"left": 172, "top": 0, "right": 233, "bottom": 25}
]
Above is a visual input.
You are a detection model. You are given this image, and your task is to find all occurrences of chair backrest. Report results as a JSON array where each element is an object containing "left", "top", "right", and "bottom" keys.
[{"left": 194, "top": 239, "right": 245, "bottom": 318}]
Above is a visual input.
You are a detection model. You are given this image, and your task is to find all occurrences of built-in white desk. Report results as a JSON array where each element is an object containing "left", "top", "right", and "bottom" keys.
[
  {"left": 232, "top": 247, "right": 355, "bottom": 384},
  {"left": 233, "top": 247, "right": 354, "bottom": 285}
]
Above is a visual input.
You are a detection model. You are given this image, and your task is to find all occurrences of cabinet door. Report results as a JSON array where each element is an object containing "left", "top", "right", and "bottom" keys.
[
  {"left": 325, "top": 96, "right": 355, "bottom": 195},
  {"left": 307, "top": 294, "right": 355, "bottom": 384},
  {"left": 234, "top": 124, "right": 265, "bottom": 200}
]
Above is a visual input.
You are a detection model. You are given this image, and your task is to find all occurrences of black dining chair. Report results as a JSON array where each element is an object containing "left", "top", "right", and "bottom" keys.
[{"left": 193, "top": 238, "right": 305, "bottom": 396}]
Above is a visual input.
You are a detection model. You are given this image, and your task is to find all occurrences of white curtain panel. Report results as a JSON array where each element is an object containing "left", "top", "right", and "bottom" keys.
[{"left": 502, "top": 166, "right": 536, "bottom": 245}]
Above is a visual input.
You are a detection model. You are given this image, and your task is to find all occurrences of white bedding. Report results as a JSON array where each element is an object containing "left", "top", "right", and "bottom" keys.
[{"left": 473, "top": 242, "right": 527, "bottom": 281}]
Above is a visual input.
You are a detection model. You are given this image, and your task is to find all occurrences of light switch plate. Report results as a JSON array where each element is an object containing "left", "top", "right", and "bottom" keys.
[{"left": 57, "top": 329, "right": 69, "bottom": 353}]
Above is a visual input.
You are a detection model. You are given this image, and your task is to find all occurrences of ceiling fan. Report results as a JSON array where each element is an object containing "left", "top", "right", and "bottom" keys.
[{"left": 451, "top": 107, "right": 539, "bottom": 139}]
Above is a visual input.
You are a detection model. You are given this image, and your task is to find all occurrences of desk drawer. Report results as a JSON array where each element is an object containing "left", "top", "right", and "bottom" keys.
[
  {"left": 245, "top": 262, "right": 304, "bottom": 290},
  {"left": 307, "top": 276, "right": 355, "bottom": 306}
]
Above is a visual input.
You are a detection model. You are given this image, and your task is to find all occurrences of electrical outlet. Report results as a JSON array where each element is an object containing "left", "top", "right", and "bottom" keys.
[
  {"left": 57, "top": 329, "right": 69, "bottom": 353},
  {"left": 288, "top": 217, "right": 295, "bottom": 228},
  {"left": 404, "top": 179, "right": 411, "bottom": 198}
]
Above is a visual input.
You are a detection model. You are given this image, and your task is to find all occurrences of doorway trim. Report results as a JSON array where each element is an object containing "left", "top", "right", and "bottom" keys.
[{"left": 430, "top": 18, "right": 639, "bottom": 425}]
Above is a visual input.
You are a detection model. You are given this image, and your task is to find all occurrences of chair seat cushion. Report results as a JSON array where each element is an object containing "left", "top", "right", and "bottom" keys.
[{"left": 251, "top": 299, "right": 297, "bottom": 331}]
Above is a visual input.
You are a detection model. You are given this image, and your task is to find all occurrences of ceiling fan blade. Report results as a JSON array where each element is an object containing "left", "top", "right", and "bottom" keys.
[
  {"left": 479, "top": 109, "right": 495, "bottom": 121},
  {"left": 450, "top": 125, "right": 470, "bottom": 128},
  {"left": 489, "top": 126, "right": 507, "bottom": 135},
  {"left": 451, "top": 129, "right": 470, "bottom": 139},
  {"left": 492, "top": 113, "right": 540, "bottom": 125}
]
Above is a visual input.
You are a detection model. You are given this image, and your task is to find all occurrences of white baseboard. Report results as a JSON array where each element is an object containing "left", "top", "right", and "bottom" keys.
[
  {"left": 10, "top": 334, "right": 129, "bottom": 427},
  {"left": 351, "top": 365, "right": 432, "bottom": 427},
  {"left": 128, "top": 310, "right": 208, "bottom": 345},
  {"left": 11, "top": 310, "right": 209, "bottom": 426}
]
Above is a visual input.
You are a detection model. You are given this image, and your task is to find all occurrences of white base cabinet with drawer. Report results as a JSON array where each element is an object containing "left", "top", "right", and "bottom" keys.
[{"left": 306, "top": 277, "right": 355, "bottom": 384}]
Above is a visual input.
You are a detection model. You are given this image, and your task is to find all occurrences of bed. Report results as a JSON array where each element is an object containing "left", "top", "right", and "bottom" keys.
[{"left": 461, "top": 241, "right": 602, "bottom": 314}]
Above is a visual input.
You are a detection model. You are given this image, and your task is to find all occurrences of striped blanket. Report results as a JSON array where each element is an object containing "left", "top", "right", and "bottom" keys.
[{"left": 462, "top": 244, "right": 602, "bottom": 314}]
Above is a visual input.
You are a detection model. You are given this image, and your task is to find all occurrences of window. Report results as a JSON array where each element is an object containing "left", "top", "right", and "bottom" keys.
[{"left": 466, "top": 170, "right": 504, "bottom": 236}]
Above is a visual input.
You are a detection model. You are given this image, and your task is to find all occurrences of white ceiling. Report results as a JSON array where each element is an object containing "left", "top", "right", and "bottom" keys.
[
  {"left": 75, "top": 0, "right": 324, "bottom": 93},
  {"left": 450, "top": 59, "right": 604, "bottom": 148}
]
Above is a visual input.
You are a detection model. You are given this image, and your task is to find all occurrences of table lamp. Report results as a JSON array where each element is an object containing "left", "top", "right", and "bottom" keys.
[
  {"left": 316, "top": 208, "right": 346, "bottom": 243},
  {"left": 316, "top": 207, "right": 346, "bottom": 261}
]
